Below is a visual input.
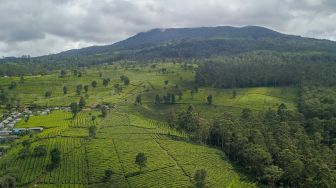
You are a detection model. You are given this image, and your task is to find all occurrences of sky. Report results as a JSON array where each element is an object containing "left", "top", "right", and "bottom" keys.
[{"left": 1, "top": 0, "right": 336, "bottom": 57}]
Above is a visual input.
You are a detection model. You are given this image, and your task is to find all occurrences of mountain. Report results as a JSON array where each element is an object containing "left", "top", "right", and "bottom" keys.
[
  {"left": 2, "top": 25, "right": 336, "bottom": 76},
  {"left": 53, "top": 25, "right": 336, "bottom": 59}
]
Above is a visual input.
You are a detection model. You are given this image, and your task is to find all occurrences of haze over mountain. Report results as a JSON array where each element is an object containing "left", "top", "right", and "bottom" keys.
[
  {"left": 2, "top": 0, "right": 336, "bottom": 57},
  {"left": 53, "top": 25, "right": 336, "bottom": 58}
]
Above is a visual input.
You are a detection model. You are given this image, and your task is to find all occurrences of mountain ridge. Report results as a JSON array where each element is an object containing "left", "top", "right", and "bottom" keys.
[{"left": 48, "top": 25, "right": 336, "bottom": 58}]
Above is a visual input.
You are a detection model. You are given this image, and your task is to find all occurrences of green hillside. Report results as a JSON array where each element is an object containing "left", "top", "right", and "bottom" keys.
[{"left": 0, "top": 62, "right": 300, "bottom": 187}]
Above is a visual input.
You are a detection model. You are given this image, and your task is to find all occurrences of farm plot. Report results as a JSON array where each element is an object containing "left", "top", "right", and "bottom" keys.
[
  {"left": 86, "top": 139, "right": 128, "bottom": 188},
  {"left": 69, "top": 110, "right": 102, "bottom": 128},
  {"left": 39, "top": 137, "right": 88, "bottom": 186},
  {"left": 156, "top": 137, "right": 258, "bottom": 188},
  {"left": 0, "top": 137, "right": 88, "bottom": 187},
  {"left": 91, "top": 125, "right": 191, "bottom": 188},
  {"left": 15, "top": 110, "right": 72, "bottom": 129}
]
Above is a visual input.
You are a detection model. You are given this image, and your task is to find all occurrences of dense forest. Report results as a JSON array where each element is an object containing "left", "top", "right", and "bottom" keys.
[
  {"left": 195, "top": 52, "right": 336, "bottom": 88},
  {"left": 169, "top": 103, "right": 336, "bottom": 187}
]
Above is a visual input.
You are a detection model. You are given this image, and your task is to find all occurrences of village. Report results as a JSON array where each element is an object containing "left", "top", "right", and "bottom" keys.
[{"left": 0, "top": 107, "right": 70, "bottom": 136}]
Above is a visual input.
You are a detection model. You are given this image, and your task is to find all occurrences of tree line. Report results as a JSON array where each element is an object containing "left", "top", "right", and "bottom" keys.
[
  {"left": 168, "top": 104, "right": 336, "bottom": 187},
  {"left": 196, "top": 52, "right": 336, "bottom": 88}
]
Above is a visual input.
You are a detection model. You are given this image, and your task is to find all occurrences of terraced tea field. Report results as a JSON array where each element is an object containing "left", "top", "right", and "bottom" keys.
[{"left": 0, "top": 63, "right": 299, "bottom": 187}]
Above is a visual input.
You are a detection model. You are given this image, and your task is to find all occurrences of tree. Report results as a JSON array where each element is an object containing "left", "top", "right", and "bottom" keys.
[
  {"left": 79, "top": 97, "right": 86, "bottom": 109},
  {"left": 135, "top": 152, "right": 147, "bottom": 171},
  {"left": 45, "top": 91, "right": 52, "bottom": 98},
  {"left": 176, "top": 105, "right": 206, "bottom": 135},
  {"left": 19, "top": 147, "right": 30, "bottom": 159},
  {"left": 155, "top": 94, "right": 161, "bottom": 104},
  {"left": 19, "top": 75, "right": 24, "bottom": 84},
  {"left": 135, "top": 94, "right": 142, "bottom": 105},
  {"left": 191, "top": 90, "right": 195, "bottom": 99},
  {"left": 33, "top": 145, "right": 47, "bottom": 157},
  {"left": 241, "top": 108, "right": 252, "bottom": 120},
  {"left": 206, "top": 94, "right": 213, "bottom": 105},
  {"left": 60, "top": 70, "right": 66, "bottom": 78},
  {"left": 233, "top": 90, "right": 237, "bottom": 98},
  {"left": 84, "top": 85, "right": 89, "bottom": 93},
  {"left": 120, "top": 75, "right": 130, "bottom": 85},
  {"left": 91, "top": 115, "right": 96, "bottom": 123},
  {"left": 63, "top": 85, "right": 68, "bottom": 95},
  {"left": 49, "top": 148, "right": 61, "bottom": 170},
  {"left": 124, "top": 77, "right": 130, "bottom": 85},
  {"left": 194, "top": 86, "right": 198, "bottom": 93},
  {"left": 241, "top": 144, "right": 272, "bottom": 176},
  {"left": 8, "top": 81, "right": 17, "bottom": 90},
  {"left": 73, "top": 69, "right": 78, "bottom": 76},
  {"left": 177, "top": 91, "right": 183, "bottom": 100},
  {"left": 194, "top": 169, "right": 207, "bottom": 188},
  {"left": 104, "top": 169, "right": 113, "bottom": 181},
  {"left": 70, "top": 102, "right": 79, "bottom": 118},
  {"left": 278, "top": 103, "right": 287, "bottom": 121},
  {"left": 164, "top": 80, "right": 169, "bottom": 85},
  {"left": 19, "top": 140, "right": 31, "bottom": 159},
  {"left": 0, "top": 175, "right": 16, "bottom": 188},
  {"left": 171, "top": 94, "right": 176, "bottom": 104},
  {"left": 263, "top": 165, "right": 284, "bottom": 187},
  {"left": 24, "top": 115, "right": 30, "bottom": 123},
  {"left": 277, "top": 149, "right": 304, "bottom": 186},
  {"left": 91, "top": 80, "right": 97, "bottom": 88},
  {"left": 89, "top": 125, "right": 97, "bottom": 138},
  {"left": 76, "top": 84, "right": 82, "bottom": 95},
  {"left": 103, "top": 79, "right": 110, "bottom": 87},
  {"left": 114, "top": 84, "right": 122, "bottom": 94},
  {"left": 22, "top": 140, "right": 31, "bottom": 148},
  {"left": 101, "top": 106, "right": 108, "bottom": 117},
  {"left": 168, "top": 108, "right": 177, "bottom": 128}
]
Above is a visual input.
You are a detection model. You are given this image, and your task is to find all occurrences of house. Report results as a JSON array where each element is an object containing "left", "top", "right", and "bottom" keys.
[
  {"left": 7, "top": 124, "right": 14, "bottom": 128},
  {"left": 12, "top": 128, "right": 26, "bottom": 134},
  {"left": 0, "top": 123, "right": 4, "bottom": 129},
  {"left": 28, "top": 127, "right": 43, "bottom": 132},
  {"left": 3, "top": 120, "right": 9, "bottom": 124},
  {"left": 0, "top": 131, "right": 12, "bottom": 135}
]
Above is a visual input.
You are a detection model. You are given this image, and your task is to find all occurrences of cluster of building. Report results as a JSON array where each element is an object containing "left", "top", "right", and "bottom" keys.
[
  {"left": 0, "top": 108, "right": 49, "bottom": 135},
  {"left": 0, "top": 112, "right": 23, "bottom": 134},
  {"left": 0, "top": 107, "right": 72, "bottom": 136}
]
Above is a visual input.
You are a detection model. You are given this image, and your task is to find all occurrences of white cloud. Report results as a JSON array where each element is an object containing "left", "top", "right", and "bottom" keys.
[{"left": 0, "top": 0, "right": 335, "bottom": 57}]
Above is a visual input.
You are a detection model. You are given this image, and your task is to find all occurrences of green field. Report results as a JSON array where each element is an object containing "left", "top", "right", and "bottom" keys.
[{"left": 0, "top": 63, "right": 298, "bottom": 187}]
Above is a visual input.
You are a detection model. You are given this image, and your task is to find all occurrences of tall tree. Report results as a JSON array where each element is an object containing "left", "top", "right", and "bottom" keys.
[
  {"left": 79, "top": 97, "right": 86, "bottom": 109},
  {"left": 89, "top": 125, "right": 97, "bottom": 138},
  {"left": 103, "top": 79, "right": 110, "bottom": 87},
  {"left": 135, "top": 153, "right": 147, "bottom": 171},
  {"left": 206, "top": 94, "right": 213, "bottom": 105},
  {"left": 70, "top": 102, "right": 79, "bottom": 118},
  {"left": 135, "top": 94, "right": 142, "bottom": 105},
  {"left": 63, "top": 85, "right": 67, "bottom": 95},
  {"left": 60, "top": 70, "right": 66, "bottom": 78},
  {"left": 45, "top": 91, "right": 52, "bottom": 98},
  {"left": 91, "top": 80, "right": 97, "bottom": 88},
  {"left": 84, "top": 85, "right": 89, "bottom": 93},
  {"left": 76, "top": 84, "right": 82, "bottom": 95},
  {"left": 194, "top": 169, "right": 207, "bottom": 188},
  {"left": 155, "top": 94, "right": 160, "bottom": 104}
]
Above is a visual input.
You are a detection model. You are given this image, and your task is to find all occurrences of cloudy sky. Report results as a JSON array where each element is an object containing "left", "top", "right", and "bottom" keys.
[{"left": 1, "top": 0, "right": 335, "bottom": 57}]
